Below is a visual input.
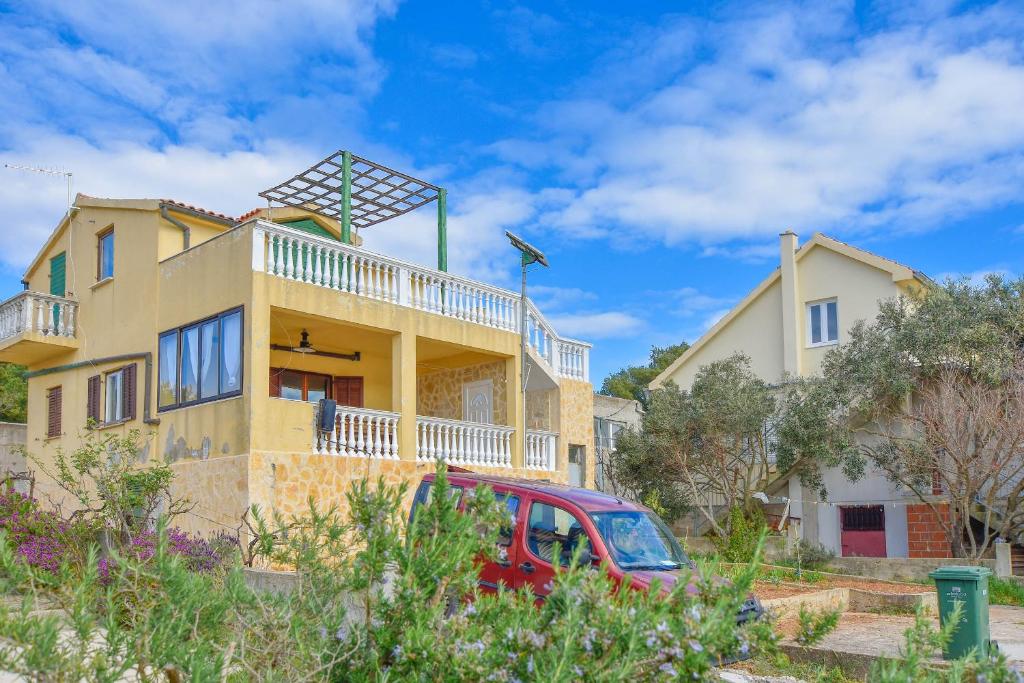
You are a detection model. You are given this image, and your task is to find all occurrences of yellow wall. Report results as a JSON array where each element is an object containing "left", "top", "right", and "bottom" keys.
[
  {"left": 660, "top": 241, "right": 914, "bottom": 390},
  {"left": 16, "top": 208, "right": 593, "bottom": 537}
]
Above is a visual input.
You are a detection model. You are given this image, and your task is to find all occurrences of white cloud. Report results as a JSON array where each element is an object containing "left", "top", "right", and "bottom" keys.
[
  {"left": 933, "top": 267, "right": 1013, "bottom": 287},
  {"left": 544, "top": 312, "right": 645, "bottom": 339},
  {"left": 700, "top": 243, "right": 778, "bottom": 263},
  {"left": 526, "top": 285, "right": 598, "bottom": 310},
  {"left": 701, "top": 308, "right": 732, "bottom": 331},
  {"left": 506, "top": 3, "right": 1024, "bottom": 248}
]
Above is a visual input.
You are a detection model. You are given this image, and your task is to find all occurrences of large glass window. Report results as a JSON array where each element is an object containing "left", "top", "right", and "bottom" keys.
[
  {"left": 527, "top": 501, "right": 593, "bottom": 567},
  {"left": 97, "top": 229, "right": 114, "bottom": 280},
  {"left": 158, "top": 332, "right": 179, "bottom": 408},
  {"left": 199, "top": 320, "right": 220, "bottom": 399},
  {"left": 180, "top": 326, "right": 199, "bottom": 403},
  {"left": 494, "top": 492, "right": 520, "bottom": 547},
  {"left": 158, "top": 307, "right": 244, "bottom": 411}
]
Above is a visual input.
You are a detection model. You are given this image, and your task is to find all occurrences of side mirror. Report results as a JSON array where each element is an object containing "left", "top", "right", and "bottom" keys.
[{"left": 576, "top": 549, "right": 601, "bottom": 568}]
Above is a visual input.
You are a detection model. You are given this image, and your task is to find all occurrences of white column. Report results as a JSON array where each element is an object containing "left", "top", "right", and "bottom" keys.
[{"left": 252, "top": 226, "right": 266, "bottom": 272}]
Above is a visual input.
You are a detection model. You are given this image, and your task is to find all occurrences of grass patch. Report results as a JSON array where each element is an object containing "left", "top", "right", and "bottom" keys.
[
  {"left": 735, "top": 653, "right": 858, "bottom": 683},
  {"left": 989, "top": 577, "right": 1024, "bottom": 607}
]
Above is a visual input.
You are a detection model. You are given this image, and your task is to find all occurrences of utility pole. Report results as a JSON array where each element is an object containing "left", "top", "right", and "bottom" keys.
[{"left": 506, "top": 231, "right": 548, "bottom": 468}]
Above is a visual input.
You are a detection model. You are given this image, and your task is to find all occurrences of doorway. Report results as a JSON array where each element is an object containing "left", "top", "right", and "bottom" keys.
[
  {"left": 568, "top": 445, "right": 586, "bottom": 487},
  {"left": 840, "top": 505, "right": 886, "bottom": 557},
  {"left": 462, "top": 379, "right": 493, "bottom": 423}
]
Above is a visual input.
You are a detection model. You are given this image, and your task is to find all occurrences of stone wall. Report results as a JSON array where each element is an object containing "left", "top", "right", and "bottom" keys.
[
  {"left": 416, "top": 361, "right": 508, "bottom": 424},
  {"left": 558, "top": 379, "right": 595, "bottom": 485},
  {"left": 825, "top": 555, "right": 995, "bottom": 582},
  {"left": 526, "top": 389, "right": 556, "bottom": 431},
  {"left": 170, "top": 454, "right": 249, "bottom": 537},
  {"left": 248, "top": 451, "right": 567, "bottom": 524},
  {"left": 0, "top": 422, "right": 27, "bottom": 475},
  {"left": 907, "top": 503, "right": 952, "bottom": 558}
]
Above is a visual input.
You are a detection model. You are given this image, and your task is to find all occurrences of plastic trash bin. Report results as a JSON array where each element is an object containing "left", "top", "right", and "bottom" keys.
[{"left": 928, "top": 565, "right": 991, "bottom": 659}]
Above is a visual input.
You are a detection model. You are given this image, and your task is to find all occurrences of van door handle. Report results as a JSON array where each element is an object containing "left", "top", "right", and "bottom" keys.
[{"left": 519, "top": 562, "right": 535, "bottom": 574}]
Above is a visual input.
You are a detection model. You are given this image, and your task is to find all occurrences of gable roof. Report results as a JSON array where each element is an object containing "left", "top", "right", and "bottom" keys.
[
  {"left": 22, "top": 195, "right": 236, "bottom": 280},
  {"left": 649, "top": 232, "right": 931, "bottom": 389}
]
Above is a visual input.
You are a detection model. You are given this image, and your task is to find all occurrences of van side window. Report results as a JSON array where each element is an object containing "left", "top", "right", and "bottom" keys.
[
  {"left": 493, "top": 493, "right": 520, "bottom": 546},
  {"left": 408, "top": 481, "right": 464, "bottom": 526},
  {"left": 527, "top": 501, "right": 592, "bottom": 567}
]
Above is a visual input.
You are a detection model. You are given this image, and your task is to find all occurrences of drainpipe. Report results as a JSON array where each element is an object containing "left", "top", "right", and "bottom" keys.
[
  {"left": 780, "top": 231, "right": 801, "bottom": 378},
  {"left": 25, "top": 353, "right": 160, "bottom": 425},
  {"left": 160, "top": 205, "right": 191, "bottom": 250}
]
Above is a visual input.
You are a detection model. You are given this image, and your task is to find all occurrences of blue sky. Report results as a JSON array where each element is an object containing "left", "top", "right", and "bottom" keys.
[{"left": 1, "top": 0, "right": 1024, "bottom": 385}]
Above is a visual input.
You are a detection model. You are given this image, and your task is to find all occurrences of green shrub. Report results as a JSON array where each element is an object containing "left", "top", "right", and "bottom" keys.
[
  {"left": 711, "top": 506, "right": 769, "bottom": 562},
  {"left": 781, "top": 539, "right": 836, "bottom": 570},
  {"left": 989, "top": 577, "right": 1024, "bottom": 607},
  {"left": 794, "top": 604, "right": 841, "bottom": 646}
]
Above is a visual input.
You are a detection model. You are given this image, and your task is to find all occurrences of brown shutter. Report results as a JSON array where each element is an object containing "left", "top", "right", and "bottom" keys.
[
  {"left": 269, "top": 368, "right": 282, "bottom": 397},
  {"left": 332, "top": 377, "right": 363, "bottom": 407},
  {"left": 47, "top": 386, "right": 62, "bottom": 437},
  {"left": 86, "top": 375, "right": 101, "bottom": 424},
  {"left": 122, "top": 364, "right": 137, "bottom": 421}
]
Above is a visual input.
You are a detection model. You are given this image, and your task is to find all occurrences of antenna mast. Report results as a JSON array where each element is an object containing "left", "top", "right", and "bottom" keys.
[{"left": 4, "top": 163, "right": 74, "bottom": 214}]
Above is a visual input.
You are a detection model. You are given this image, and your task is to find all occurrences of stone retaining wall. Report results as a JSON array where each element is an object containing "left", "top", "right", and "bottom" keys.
[{"left": 826, "top": 556, "right": 997, "bottom": 582}]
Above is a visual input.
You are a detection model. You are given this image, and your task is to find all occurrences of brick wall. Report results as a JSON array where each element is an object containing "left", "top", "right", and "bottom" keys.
[{"left": 907, "top": 503, "right": 952, "bottom": 558}]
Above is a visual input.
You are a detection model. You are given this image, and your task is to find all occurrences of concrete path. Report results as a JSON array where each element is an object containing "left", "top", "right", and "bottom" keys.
[{"left": 811, "top": 606, "right": 1024, "bottom": 663}]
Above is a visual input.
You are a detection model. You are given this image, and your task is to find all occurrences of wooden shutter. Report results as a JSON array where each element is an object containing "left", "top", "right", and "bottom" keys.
[
  {"left": 86, "top": 375, "right": 101, "bottom": 424},
  {"left": 122, "top": 364, "right": 137, "bottom": 421},
  {"left": 332, "top": 377, "right": 363, "bottom": 407},
  {"left": 47, "top": 386, "right": 62, "bottom": 437},
  {"left": 269, "top": 368, "right": 282, "bottom": 397}
]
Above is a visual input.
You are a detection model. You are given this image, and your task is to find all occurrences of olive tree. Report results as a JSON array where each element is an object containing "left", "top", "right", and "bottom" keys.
[
  {"left": 611, "top": 354, "right": 776, "bottom": 535},
  {"left": 780, "top": 275, "right": 1024, "bottom": 558}
]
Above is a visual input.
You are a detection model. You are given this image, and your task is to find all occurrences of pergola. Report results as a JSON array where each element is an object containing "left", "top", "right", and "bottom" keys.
[{"left": 259, "top": 150, "right": 449, "bottom": 271}]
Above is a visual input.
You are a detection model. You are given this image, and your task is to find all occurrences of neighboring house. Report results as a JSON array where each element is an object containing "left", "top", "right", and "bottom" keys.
[
  {"left": 0, "top": 152, "right": 594, "bottom": 536},
  {"left": 651, "top": 231, "right": 938, "bottom": 559},
  {"left": 593, "top": 393, "right": 643, "bottom": 493}
]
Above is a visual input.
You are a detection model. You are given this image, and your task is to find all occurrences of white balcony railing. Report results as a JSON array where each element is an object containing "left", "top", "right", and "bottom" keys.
[
  {"left": 525, "top": 430, "right": 558, "bottom": 471},
  {"left": 314, "top": 406, "right": 400, "bottom": 459},
  {"left": 0, "top": 291, "right": 77, "bottom": 342},
  {"left": 252, "top": 221, "right": 590, "bottom": 381},
  {"left": 416, "top": 416, "right": 514, "bottom": 468}
]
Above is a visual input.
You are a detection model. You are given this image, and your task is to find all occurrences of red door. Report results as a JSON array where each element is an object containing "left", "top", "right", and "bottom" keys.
[
  {"left": 515, "top": 496, "right": 595, "bottom": 600},
  {"left": 840, "top": 505, "right": 886, "bottom": 557},
  {"left": 477, "top": 490, "right": 521, "bottom": 595}
]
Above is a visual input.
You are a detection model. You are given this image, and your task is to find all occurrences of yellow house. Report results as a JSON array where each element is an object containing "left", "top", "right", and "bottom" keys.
[
  {"left": 651, "top": 232, "right": 934, "bottom": 559},
  {"left": 0, "top": 152, "right": 594, "bottom": 536}
]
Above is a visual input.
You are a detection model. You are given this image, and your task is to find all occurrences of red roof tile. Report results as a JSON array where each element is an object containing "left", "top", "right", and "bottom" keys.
[{"left": 160, "top": 199, "right": 236, "bottom": 223}]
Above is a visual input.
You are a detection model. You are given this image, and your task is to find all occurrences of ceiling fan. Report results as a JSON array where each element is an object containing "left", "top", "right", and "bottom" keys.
[{"left": 270, "top": 329, "right": 361, "bottom": 361}]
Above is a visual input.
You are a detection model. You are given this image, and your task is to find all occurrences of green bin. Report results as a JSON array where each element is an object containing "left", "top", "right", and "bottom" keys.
[{"left": 928, "top": 566, "right": 991, "bottom": 660}]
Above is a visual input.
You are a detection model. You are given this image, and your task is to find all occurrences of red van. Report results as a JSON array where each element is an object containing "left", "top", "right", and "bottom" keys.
[{"left": 410, "top": 470, "right": 763, "bottom": 624}]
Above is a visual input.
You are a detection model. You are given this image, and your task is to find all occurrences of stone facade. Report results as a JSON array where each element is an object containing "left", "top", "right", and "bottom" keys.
[
  {"left": 907, "top": 503, "right": 952, "bottom": 558},
  {"left": 558, "top": 379, "right": 596, "bottom": 485},
  {"left": 168, "top": 454, "right": 249, "bottom": 536},
  {"left": 417, "top": 361, "right": 508, "bottom": 424},
  {"left": 526, "top": 389, "right": 556, "bottom": 431}
]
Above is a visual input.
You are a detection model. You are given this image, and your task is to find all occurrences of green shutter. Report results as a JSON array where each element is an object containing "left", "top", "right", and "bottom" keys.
[
  {"left": 49, "top": 252, "right": 66, "bottom": 296},
  {"left": 278, "top": 218, "right": 340, "bottom": 241}
]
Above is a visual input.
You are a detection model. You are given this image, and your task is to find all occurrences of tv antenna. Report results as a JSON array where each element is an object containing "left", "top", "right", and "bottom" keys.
[{"left": 4, "top": 163, "right": 74, "bottom": 214}]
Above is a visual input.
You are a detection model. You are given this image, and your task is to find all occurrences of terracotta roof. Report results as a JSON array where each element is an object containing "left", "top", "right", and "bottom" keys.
[
  {"left": 160, "top": 199, "right": 236, "bottom": 223},
  {"left": 238, "top": 208, "right": 263, "bottom": 222}
]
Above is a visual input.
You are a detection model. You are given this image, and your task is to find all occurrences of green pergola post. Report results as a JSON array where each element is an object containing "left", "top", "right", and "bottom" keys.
[
  {"left": 437, "top": 188, "right": 447, "bottom": 272},
  {"left": 341, "top": 151, "right": 353, "bottom": 244}
]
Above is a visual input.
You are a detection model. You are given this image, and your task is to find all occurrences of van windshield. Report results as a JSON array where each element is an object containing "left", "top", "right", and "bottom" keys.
[{"left": 590, "top": 510, "right": 689, "bottom": 571}]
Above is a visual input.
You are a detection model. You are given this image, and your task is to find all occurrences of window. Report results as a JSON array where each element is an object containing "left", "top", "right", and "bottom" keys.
[
  {"left": 97, "top": 229, "right": 114, "bottom": 280},
  {"left": 590, "top": 511, "right": 689, "bottom": 571},
  {"left": 807, "top": 299, "right": 838, "bottom": 346},
  {"left": 158, "top": 307, "right": 243, "bottom": 411},
  {"left": 408, "top": 481, "right": 465, "bottom": 527},
  {"left": 840, "top": 505, "right": 885, "bottom": 531},
  {"left": 88, "top": 365, "right": 136, "bottom": 425},
  {"left": 269, "top": 370, "right": 361, "bottom": 405},
  {"left": 105, "top": 370, "right": 124, "bottom": 423},
  {"left": 494, "top": 492, "right": 520, "bottom": 547},
  {"left": 527, "top": 501, "right": 592, "bottom": 567},
  {"left": 46, "top": 386, "right": 62, "bottom": 438},
  {"left": 270, "top": 369, "right": 331, "bottom": 402}
]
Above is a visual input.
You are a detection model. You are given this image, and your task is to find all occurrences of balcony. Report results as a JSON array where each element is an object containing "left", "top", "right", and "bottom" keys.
[
  {"left": 0, "top": 291, "right": 79, "bottom": 364},
  {"left": 251, "top": 220, "right": 590, "bottom": 383}
]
